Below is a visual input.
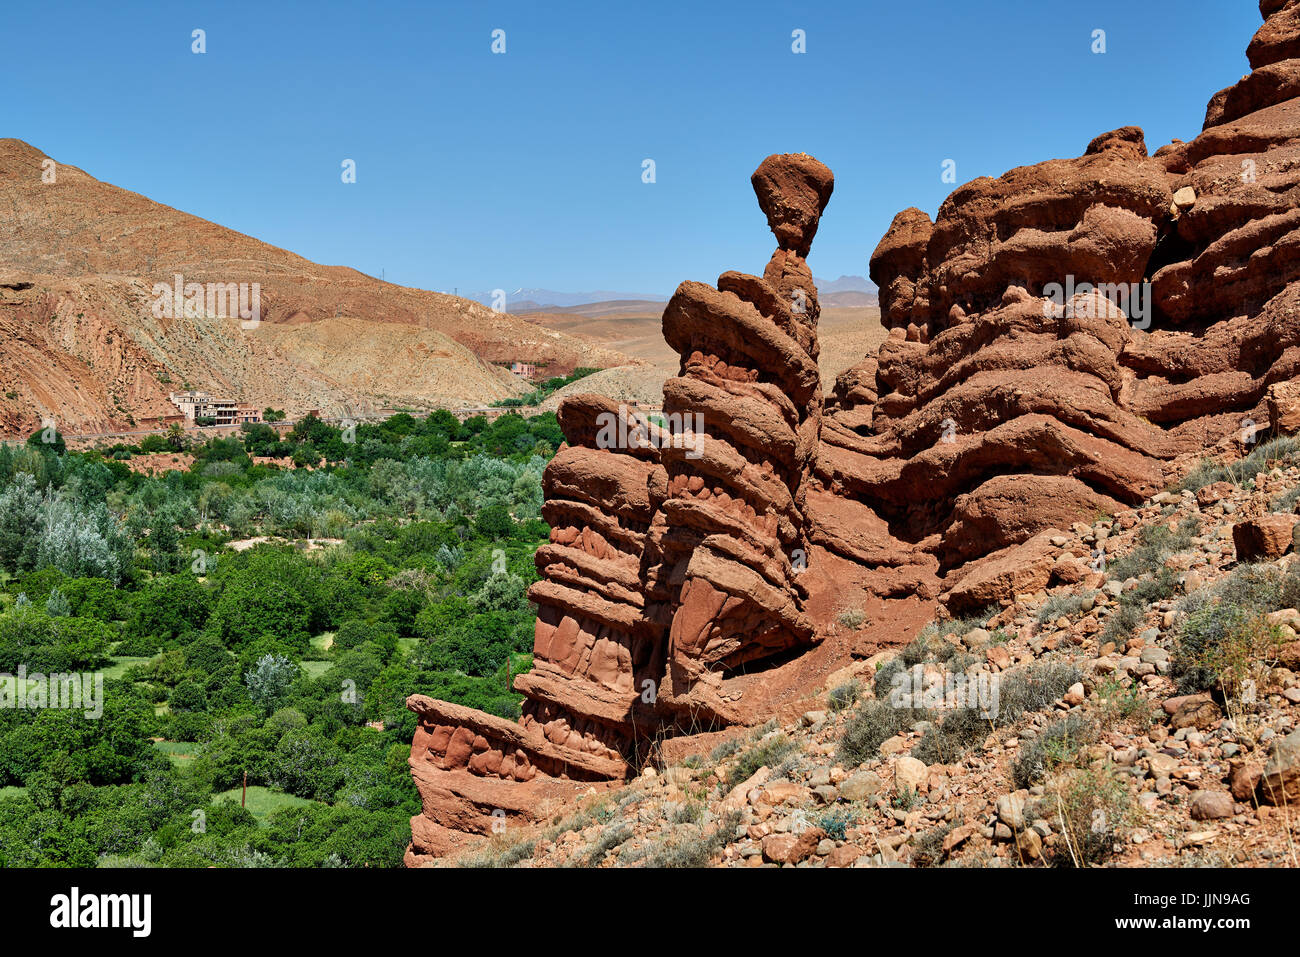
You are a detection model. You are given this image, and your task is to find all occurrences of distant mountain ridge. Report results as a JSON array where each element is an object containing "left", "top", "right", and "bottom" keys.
[
  {"left": 468, "top": 275, "right": 875, "bottom": 310},
  {"left": 817, "top": 274, "right": 877, "bottom": 294},
  {"left": 466, "top": 288, "right": 669, "bottom": 310}
]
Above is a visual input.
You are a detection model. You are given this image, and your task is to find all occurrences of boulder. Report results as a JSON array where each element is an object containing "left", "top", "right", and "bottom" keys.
[
  {"left": 1259, "top": 728, "right": 1300, "bottom": 806},
  {"left": 1233, "top": 515, "right": 1299, "bottom": 560}
]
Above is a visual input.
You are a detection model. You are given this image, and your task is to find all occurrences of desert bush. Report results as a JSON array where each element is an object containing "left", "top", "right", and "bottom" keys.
[
  {"left": 585, "top": 824, "right": 633, "bottom": 865},
  {"left": 828, "top": 680, "right": 861, "bottom": 713},
  {"left": 728, "top": 733, "right": 796, "bottom": 787},
  {"left": 1177, "top": 435, "right": 1300, "bottom": 493},
  {"left": 873, "top": 656, "right": 906, "bottom": 699},
  {"left": 1126, "top": 568, "right": 1179, "bottom": 605},
  {"left": 996, "top": 661, "right": 1083, "bottom": 721},
  {"left": 1106, "top": 517, "right": 1199, "bottom": 583},
  {"left": 646, "top": 810, "right": 741, "bottom": 868},
  {"left": 1270, "top": 483, "right": 1300, "bottom": 513},
  {"left": 911, "top": 822, "right": 956, "bottom": 868},
  {"left": 836, "top": 606, "right": 867, "bottom": 630},
  {"left": 1171, "top": 603, "right": 1284, "bottom": 697},
  {"left": 670, "top": 802, "right": 704, "bottom": 825},
  {"left": 1100, "top": 600, "right": 1144, "bottom": 647},
  {"left": 1037, "top": 590, "right": 1099, "bottom": 624},
  {"left": 1010, "top": 715, "right": 1097, "bottom": 790},
  {"left": 913, "top": 707, "right": 991, "bottom": 765},
  {"left": 1176, "top": 459, "right": 1222, "bottom": 493},
  {"left": 1094, "top": 677, "right": 1154, "bottom": 732},
  {"left": 709, "top": 737, "right": 741, "bottom": 764},
  {"left": 926, "top": 608, "right": 996, "bottom": 640},
  {"left": 1214, "top": 562, "right": 1285, "bottom": 614},
  {"left": 460, "top": 836, "right": 536, "bottom": 868},
  {"left": 837, "top": 701, "right": 931, "bottom": 767},
  {"left": 815, "top": 806, "right": 859, "bottom": 842},
  {"left": 1045, "top": 766, "right": 1133, "bottom": 867}
]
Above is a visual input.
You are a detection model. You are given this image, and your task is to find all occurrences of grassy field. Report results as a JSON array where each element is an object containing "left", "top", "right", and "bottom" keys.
[
  {"left": 300, "top": 660, "right": 332, "bottom": 678},
  {"left": 152, "top": 741, "right": 197, "bottom": 765},
  {"left": 213, "top": 785, "right": 319, "bottom": 823},
  {"left": 103, "top": 656, "right": 152, "bottom": 680}
]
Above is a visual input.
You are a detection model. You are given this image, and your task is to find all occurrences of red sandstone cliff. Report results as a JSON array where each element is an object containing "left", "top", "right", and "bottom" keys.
[{"left": 404, "top": 1, "right": 1300, "bottom": 862}]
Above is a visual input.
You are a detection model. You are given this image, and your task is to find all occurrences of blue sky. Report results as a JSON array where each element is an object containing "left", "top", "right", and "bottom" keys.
[{"left": 4, "top": 0, "right": 1261, "bottom": 296}]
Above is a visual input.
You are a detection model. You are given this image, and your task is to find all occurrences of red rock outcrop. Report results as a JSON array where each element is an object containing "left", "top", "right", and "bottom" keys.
[
  {"left": 404, "top": 396, "right": 665, "bottom": 864},
  {"left": 406, "top": 3, "right": 1300, "bottom": 860},
  {"left": 648, "top": 154, "right": 831, "bottom": 724}
]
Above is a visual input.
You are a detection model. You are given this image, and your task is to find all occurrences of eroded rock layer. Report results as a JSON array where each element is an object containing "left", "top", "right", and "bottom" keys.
[
  {"left": 843, "top": 0, "right": 1300, "bottom": 608},
  {"left": 649, "top": 154, "right": 831, "bottom": 723},
  {"left": 406, "top": 3, "right": 1300, "bottom": 861}
]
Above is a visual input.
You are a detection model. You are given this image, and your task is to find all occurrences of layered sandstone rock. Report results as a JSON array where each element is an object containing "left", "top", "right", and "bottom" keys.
[
  {"left": 407, "top": 3, "right": 1300, "bottom": 860},
  {"left": 830, "top": 0, "right": 1300, "bottom": 609},
  {"left": 405, "top": 156, "right": 853, "bottom": 860},
  {"left": 649, "top": 154, "right": 831, "bottom": 723},
  {"left": 403, "top": 396, "right": 665, "bottom": 864}
]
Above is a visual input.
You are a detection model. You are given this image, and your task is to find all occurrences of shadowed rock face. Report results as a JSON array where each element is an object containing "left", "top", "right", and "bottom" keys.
[{"left": 405, "top": 3, "right": 1300, "bottom": 861}]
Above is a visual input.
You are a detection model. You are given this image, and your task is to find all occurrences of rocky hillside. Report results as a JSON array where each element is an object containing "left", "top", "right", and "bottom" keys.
[
  {"left": 453, "top": 447, "right": 1300, "bottom": 867},
  {"left": 0, "top": 139, "right": 631, "bottom": 434}
]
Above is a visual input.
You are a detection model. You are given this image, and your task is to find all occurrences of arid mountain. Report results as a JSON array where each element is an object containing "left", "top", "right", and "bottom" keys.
[
  {"left": 0, "top": 139, "right": 632, "bottom": 435},
  {"left": 521, "top": 299, "right": 887, "bottom": 410}
]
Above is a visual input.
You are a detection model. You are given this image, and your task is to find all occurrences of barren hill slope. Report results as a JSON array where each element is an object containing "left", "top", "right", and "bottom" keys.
[
  {"left": 0, "top": 139, "right": 632, "bottom": 434},
  {"left": 536, "top": 302, "right": 888, "bottom": 411}
]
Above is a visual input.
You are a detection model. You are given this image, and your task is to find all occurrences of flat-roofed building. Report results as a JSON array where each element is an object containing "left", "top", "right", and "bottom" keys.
[{"left": 169, "top": 391, "right": 239, "bottom": 426}]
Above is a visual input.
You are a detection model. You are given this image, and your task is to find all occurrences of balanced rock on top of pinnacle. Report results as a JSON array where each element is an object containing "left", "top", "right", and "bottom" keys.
[{"left": 751, "top": 153, "right": 835, "bottom": 256}]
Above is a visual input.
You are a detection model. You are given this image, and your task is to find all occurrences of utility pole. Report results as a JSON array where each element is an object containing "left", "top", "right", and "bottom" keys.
[{"left": 241, "top": 770, "right": 247, "bottom": 807}]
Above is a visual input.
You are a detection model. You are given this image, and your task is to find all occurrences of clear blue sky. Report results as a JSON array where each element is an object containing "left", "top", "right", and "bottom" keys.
[{"left": 4, "top": 0, "right": 1261, "bottom": 296}]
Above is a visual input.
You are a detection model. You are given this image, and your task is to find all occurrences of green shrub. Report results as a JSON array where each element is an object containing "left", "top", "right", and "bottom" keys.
[
  {"left": 926, "top": 608, "right": 997, "bottom": 640},
  {"left": 646, "top": 811, "right": 741, "bottom": 868},
  {"left": 911, "top": 822, "right": 956, "bottom": 868},
  {"left": 873, "top": 656, "right": 907, "bottom": 699},
  {"left": 828, "top": 680, "right": 860, "bottom": 713},
  {"left": 728, "top": 734, "right": 796, "bottom": 787},
  {"left": 1171, "top": 602, "right": 1284, "bottom": 696},
  {"left": 1046, "top": 766, "right": 1133, "bottom": 867},
  {"left": 1270, "top": 484, "right": 1300, "bottom": 514},
  {"left": 1176, "top": 435, "right": 1300, "bottom": 493},
  {"left": 461, "top": 836, "right": 537, "bottom": 868},
  {"left": 1214, "top": 562, "right": 1284, "bottom": 614},
  {"left": 1095, "top": 677, "right": 1154, "bottom": 732},
  {"left": 585, "top": 824, "right": 633, "bottom": 865},
  {"left": 815, "top": 806, "right": 859, "bottom": 841},
  {"left": 709, "top": 737, "right": 741, "bottom": 764},
  {"left": 836, "top": 606, "right": 867, "bottom": 629},
  {"left": 1100, "top": 600, "right": 1144, "bottom": 647},
  {"left": 1106, "top": 517, "right": 1199, "bottom": 582}
]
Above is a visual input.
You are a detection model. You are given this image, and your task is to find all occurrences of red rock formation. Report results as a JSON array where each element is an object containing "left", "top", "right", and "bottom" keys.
[
  {"left": 649, "top": 154, "right": 831, "bottom": 724},
  {"left": 404, "top": 396, "right": 665, "bottom": 864},
  {"left": 406, "top": 3, "right": 1300, "bottom": 859}
]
